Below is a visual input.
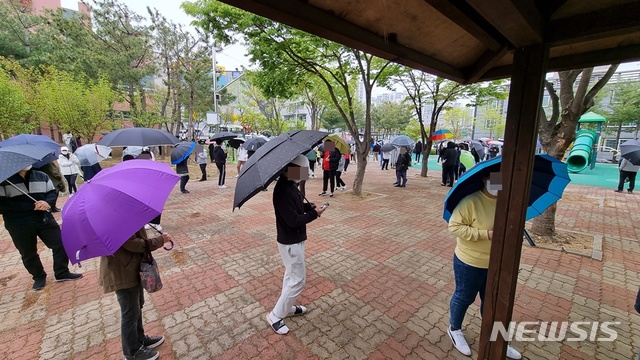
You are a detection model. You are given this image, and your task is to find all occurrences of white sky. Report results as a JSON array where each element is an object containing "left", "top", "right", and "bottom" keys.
[{"left": 60, "top": 0, "right": 251, "bottom": 70}]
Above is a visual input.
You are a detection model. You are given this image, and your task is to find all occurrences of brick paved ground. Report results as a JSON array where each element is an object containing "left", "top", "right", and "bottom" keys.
[{"left": 0, "top": 160, "right": 639, "bottom": 360}]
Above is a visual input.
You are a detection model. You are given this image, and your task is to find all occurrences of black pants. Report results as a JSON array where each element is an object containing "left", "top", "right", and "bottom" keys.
[
  {"left": 216, "top": 163, "right": 226, "bottom": 186},
  {"left": 64, "top": 174, "right": 78, "bottom": 194},
  {"left": 5, "top": 217, "right": 70, "bottom": 280},
  {"left": 618, "top": 170, "right": 637, "bottom": 191},
  {"left": 308, "top": 159, "right": 315, "bottom": 174},
  {"left": 415, "top": 153, "right": 421, "bottom": 163},
  {"left": 180, "top": 175, "right": 189, "bottom": 192},
  {"left": 322, "top": 169, "right": 336, "bottom": 193},
  {"left": 442, "top": 165, "right": 455, "bottom": 186},
  {"left": 336, "top": 171, "right": 346, "bottom": 187},
  {"left": 381, "top": 159, "right": 389, "bottom": 170},
  {"left": 344, "top": 159, "right": 350, "bottom": 172},
  {"left": 199, "top": 164, "right": 207, "bottom": 180},
  {"left": 116, "top": 285, "right": 145, "bottom": 357}
]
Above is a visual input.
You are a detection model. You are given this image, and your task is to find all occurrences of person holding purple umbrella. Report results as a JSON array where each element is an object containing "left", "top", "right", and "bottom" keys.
[
  {"left": 0, "top": 166, "right": 82, "bottom": 291},
  {"left": 99, "top": 227, "right": 173, "bottom": 360}
]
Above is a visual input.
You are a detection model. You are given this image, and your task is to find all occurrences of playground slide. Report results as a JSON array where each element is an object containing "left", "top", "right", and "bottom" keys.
[{"left": 565, "top": 129, "right": 597, "bottom": 173}]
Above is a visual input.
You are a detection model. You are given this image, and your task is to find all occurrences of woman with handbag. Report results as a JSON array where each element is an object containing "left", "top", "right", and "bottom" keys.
[{"left": 99, "top": 228, "right": 172, "bottom": 360}]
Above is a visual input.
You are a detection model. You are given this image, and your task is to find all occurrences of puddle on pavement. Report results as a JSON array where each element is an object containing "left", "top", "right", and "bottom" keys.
[
  {"left": 21, "top": 287, "right": 49, "bottom": 311},
  {"left": 0, "top": 274, "right": 17, "bottom": 287},
  {"left": 188, "top": 212, "right": 201, "bottom": 218},
  {"left": 169, "top": 249, "right": 188, "bottom": 266}
]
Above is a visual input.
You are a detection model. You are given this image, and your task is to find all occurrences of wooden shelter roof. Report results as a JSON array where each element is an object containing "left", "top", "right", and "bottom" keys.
[{"left": 218, "top": 0, "right": 640, "bottom": 83}]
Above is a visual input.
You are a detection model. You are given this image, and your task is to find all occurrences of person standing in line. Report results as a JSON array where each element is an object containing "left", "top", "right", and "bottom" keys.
[
  {"left": 208, "top": 141, "right": 215, "bottom": 163},
  {"left": 0, "top": 166, "right": 82, "bottom": 291},
  {"left": 236, "top": 143, "right": 248, "bottom": 177},
  {"left": 372, "top": 141, "right": 381, "bottom": 162},
  {"left": 615, "top": 157, "right": 640, "bottom": 193},
  {"left": 343, "top": 153, "right": 350, "bottom": 173},
  {"left": 196, "top": 144, "right": 208, "bottom": 182},
  {"left": 62, "top": 132, "right": 73, "bottom": 149},
  {"left": 212, "top": 140, "right": 228, "bottom": 189},
  {"left": 37, "top": 160, "right": 65, "bottom": 212},
  {"left": 446, "top": 174, "right": 521, "bottom": 360},
  {"left": 58, "top": 147, "right": 81, "bottom": 196},
  {"left": 319, "top": 140, "right": 341, "bottom": 198},
  {"left": 305, "top": 149, "right": 317, "bottom": 178},
  {"left": 176, "top": 157, "right": 190, "bottom": 194},
  {"left": 381, "top": 148, "right": 391, "bottom": 170},
  {"left": 350, "top": 143, "right": 357, "bottom": 162},
  {"left": 266, "top": 155, "right": 326, "bottom": 335},
  {"left": 414, "top": 140, "right": 423, "bottom": 164},
  {"left": 100, "top": 227, "right": 172, "bottom": 360},
  {"left": 335, "top": 154, "right": 347, "bottom": 191},
  {"left": 394, "top": 146, "right": 411, "bottom": 187},
  {"left": 440, "top": 141, "right": 458, "bottom": 187}
]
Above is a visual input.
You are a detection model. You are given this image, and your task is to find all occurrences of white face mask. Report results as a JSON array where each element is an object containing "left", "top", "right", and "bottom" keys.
[
  {"left": 485, "top": 180, "right": 499, "bottom": 196},
  {"left": 23, "top": 165, "right": 32, "bottom": 171}
]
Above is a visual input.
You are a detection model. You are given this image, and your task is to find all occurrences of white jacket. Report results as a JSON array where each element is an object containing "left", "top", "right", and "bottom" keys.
[
  {"left": 238, "top": 146, "right": 248, "bottom": 162},
  {"left": 58, "top": 154, "right": 81, "bottom": 175}
]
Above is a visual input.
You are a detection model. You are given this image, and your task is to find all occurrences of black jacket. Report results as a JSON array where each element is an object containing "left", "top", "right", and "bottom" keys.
[
  {"left": 396, "top": 152, "right": 411, "bottom": 171},
  {"left": 0, "top": 170, "right": 57, "bottom": 225},
  {"left": 213, "top": 146, "right": 227, "bottom": 164},
  {"left": 323, "top": 150, "right": 341, "bottom": 171},
  {"left": 441, "top": 144, "right": 459, "bottom": 167},
  {"left": 272, "top": 176, "right": 318, "bottom": 245},
  {"left": 414, "top": 142, "right": 423, "bottom": 154}
]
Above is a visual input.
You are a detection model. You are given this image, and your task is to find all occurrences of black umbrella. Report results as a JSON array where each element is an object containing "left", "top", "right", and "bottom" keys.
[
  {"left": 381, "top": 143, "right": 395, "bottom": 152},
  {"left": 171, "top": 142, "right": 196, "bottom": 165},
  {"left": 228, "top": 137, "right": 246, "bottom": 149},
  {"left": 471, "top": 140, "right": 486, "bottom": 160},
  {"left": 233, "top": 130, "right": 328, "bottom": 209},
  {"left": 97, "top": 128, "right": 179, "bottom": 147},
  {"left": 619, "top": 140, "right": 640, "bottom": 165},
  {"left": 209, "top": 131, "right": 238, "bottom": 142},
  {"left": 390, "top": 135, "right": 415, "bottom": 148},
  {"left": 244, "top": 137, "right": 267, "bottom": 152}
]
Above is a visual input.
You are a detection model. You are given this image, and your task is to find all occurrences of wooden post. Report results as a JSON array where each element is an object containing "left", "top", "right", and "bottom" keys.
[{"left": 477, "top": 44, "right": 548, "bottom": 359}]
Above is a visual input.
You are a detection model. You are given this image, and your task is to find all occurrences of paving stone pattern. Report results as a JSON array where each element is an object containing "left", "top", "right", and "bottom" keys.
[{"left": 0, "top": 162, "right": 639, "bottom": 359}]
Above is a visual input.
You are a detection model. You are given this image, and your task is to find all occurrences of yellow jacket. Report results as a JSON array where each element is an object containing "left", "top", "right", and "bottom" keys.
[{"left": 448, "top": 190, "right": 496, "bottom": 269}]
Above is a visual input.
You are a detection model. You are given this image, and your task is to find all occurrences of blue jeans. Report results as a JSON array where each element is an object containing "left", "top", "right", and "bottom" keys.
[
  {"left": 449, "top": 254, "right": 488, "bottom": 330},
  {"left": 116, "top": 285, "right": 145, "bottom": 357},
  {"left": 396, "top": 169, "right": 407, "bottom": 186}
]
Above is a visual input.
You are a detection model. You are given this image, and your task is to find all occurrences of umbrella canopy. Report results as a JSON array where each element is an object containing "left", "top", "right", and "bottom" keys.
[
  {"left": 470, "top": 140, "right": 486, "bottom": 160},
  {"left": 170, "top": 142, "right": 196, "bottom": 165},
  {"left": 443, "top": 154, "right": 570, "bottom": 222},
  {"left": 122, "top": 146, "right": 144, "bottom": 158},
  {"left": 488, "top": 140, "right": 504, "bottom": 146},
  {"left": 0, "top": 134, "right": 61, "bottom": 167},
  {"left": 97, "top": 128, "right": 179, "bottom": 147},
  {"left": 381, "top": 143, "right": 395, "bottom": 152},
  {"left": 73, "top": 144, "right": 112, "bottom": 166},
  {"left": 0, "top": 144, "right": 58, "bottom": 183},
  {"left": 61, "top": 160, "right": 179, "bottom": 264},
  {"left": 430, "top": 129, "right": 454, "bottom": 141},
  {"left": 619, "top": 140, "right": 640, "bottom": 166},
  {"left": 390, "top": 135, "right": 415, "bottom": 148},
  {"left": 209, "top": 131, "right": 238, "bottom": 142},
  {"left": 244, "top": 137, "right": 268, "bottom": 152},
  {"left": 323, "top": 134, "right": 350, "bottom": 154},
  {"left": 234, "top": 130, "right": 327, "bottom": 209},
  {"left": 228, "top": 137, "right": 246, "bottom": 149},
  {"left": 459, "top": 150, "right": 475, "bottom": 169},
  {"left": 345, "top": 139, "right": 356, "bottom": 145}
]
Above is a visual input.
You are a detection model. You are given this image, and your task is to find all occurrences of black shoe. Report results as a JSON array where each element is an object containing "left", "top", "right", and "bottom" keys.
[
  {"left": 54, "top": 272, "right": 83, "bottom": 282},
  {"left": 394, "top": 184, "right": 400, "bottom": 187},
  {"left": 142, "top": 335, "right": 165, "bottom": 349},
  {"left": 32, "top": 278, "right": 46, "bottom": 291},
  {"left": 199, "top": 179, "right": 206, "bottom": 182},
  {"left": 441, "top": 183, "right": 446, "bottom": 186},
  {"left": 181, "top": 190, "right": 190, "bottom": 194},
  {"left": 628, "top": 189, "right": 633, "bottom": 194},
  {"left": 614, "top": 189, "right": 623, "bottom": 193},
  {"left": 126, "top": 347, "right": 159, "bottom": 360},
  {"left": 392, "top": 182, "right": 399, "bottom": 185}
]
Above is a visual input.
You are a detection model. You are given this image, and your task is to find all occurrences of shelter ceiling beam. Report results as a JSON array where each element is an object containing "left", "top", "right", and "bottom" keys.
[
  {"left": 219, "top": 0, "right": 466, "bottom": 82},
  {"left": 467, "top": 0, "right": 543, "bottom": 46},
  {"left": 547, "top": 2, "right": 640, "bottom": 46},
  {"left": 464, "top": 46, "right": 510, "bottom": 84}
]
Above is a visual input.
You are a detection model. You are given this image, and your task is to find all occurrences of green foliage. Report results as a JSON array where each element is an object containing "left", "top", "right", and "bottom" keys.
[
  {"left": 404, "top": 120, "right": 422, "bottom": 141},
  {"left": 601, "top": 80, "right": 640, "bottom": 129},
  {"left": 321, "top": 107, "right": 345, "bottom": 133},
  {"left": 371, "top": 101, "right": 412, "bottom": 135},
  {"left": 441, "top": 107, "right": 472, "bottom": 138},
  {"left": 479, "top": 106, "right": 505, "bottom": 139},
  {"left": 0, "top": 61, "right": 36, "bottom": 136},
  {"left": 36, "top": 68, "right": 117, "bottom": 141}
]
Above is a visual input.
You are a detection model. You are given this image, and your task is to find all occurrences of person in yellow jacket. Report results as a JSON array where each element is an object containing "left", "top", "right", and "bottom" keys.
[{"left": 446, "top": 174, "right": 522, "bottom": 359}]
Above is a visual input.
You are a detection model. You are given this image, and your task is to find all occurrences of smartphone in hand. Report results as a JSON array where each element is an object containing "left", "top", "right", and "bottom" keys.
[{"left": 320, "top": 202, "right": 330, "bottom": 210}]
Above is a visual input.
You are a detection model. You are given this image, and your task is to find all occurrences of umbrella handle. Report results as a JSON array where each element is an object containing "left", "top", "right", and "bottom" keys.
[{"left": 164, "top": 240, "right": 174, "bottom": 251}]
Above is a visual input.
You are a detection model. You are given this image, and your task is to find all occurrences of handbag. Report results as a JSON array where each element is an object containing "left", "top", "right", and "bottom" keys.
[{"left": 139, "top": 239, "right": 163, "bottom": 293}]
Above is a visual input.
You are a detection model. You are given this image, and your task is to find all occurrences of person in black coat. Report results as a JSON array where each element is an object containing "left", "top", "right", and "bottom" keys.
[
  {"left": 212, "top": 140, "right": 228, "bottom": 188},
  {"left": 414, "top": 141, "right": 423, "bottom": 163},
  {"left": 394, "top": 147, "right": 412, "bottom": 187},
  {"left": 319, "top": 140, "right": 342, "bottom": 197},
  {"left": 266, "top": 155, "right": 327, "bottom": 335},
  {"left": 441, "top": 141, "right": 459, "bottom": 187}
]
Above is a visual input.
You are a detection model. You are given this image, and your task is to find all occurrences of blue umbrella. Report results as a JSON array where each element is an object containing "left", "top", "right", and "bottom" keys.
[
  {"left": 170, "top": 142, "right": 196, "bottom": 165},
  {"left": 0, "top": 134, "right": 61, "bottom": 168},
  {"left": 443, "top": 154, "right": 570, "bottom": 222}
]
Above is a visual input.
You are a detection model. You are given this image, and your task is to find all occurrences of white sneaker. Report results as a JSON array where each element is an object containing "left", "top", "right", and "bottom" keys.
[
  {"left": 447, "top": 326, "right": 471, "bottom": 356},
  {"left": 219, "top": 185, "right": 228, "bottom": 189},
  {"left": 144, "top": 224, "right": 151, "bottom": 230},
  {"left": 506, "top": 345, "right": 522, "bottom": 359}
]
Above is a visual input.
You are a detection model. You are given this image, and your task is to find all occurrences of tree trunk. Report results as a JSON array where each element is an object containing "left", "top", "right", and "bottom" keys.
[
  {"left": 421, "top": 152, "right": 430, "bottom": 177},
  {"left": 530, "top": 203, "right": 557, "bottom": 237},
  {"left": 352, "top": 144, "right": 369, "bottom": 195}
]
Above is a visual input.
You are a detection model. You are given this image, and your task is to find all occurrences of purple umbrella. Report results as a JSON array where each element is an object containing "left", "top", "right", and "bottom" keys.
[{"left": 61, "top": 159, "right": 179, "bottom": 264}]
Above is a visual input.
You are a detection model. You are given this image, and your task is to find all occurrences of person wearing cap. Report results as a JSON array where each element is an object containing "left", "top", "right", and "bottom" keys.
[
  {"left": 0, "top": 166, "right": 82, "bottom": 290},
  {"left": 265, "top": 154, "right": 327, "bottom": 335},
  {"left": 58, "top": 146, "right": 81, "bottom": 196}
]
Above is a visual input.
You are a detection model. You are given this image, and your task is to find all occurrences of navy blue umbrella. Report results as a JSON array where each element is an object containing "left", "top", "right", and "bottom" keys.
[
  {"left": 209, "top": 131, "right": 238, "bottom": 142},
  {"left": 0, "top": 134, "right": 61, "bottom": 168},
  {"left": 170, "top": 142, "right": 196, "bottom": 165},
  {"left": 0, "top": 144, "right": 57, "bottom": 183},
  {"left": 228, "top": 137, "right": 245, "bottom": 149},
  {"left": 244, "top": 137, "right": 267, "bottom": 152},
  {"left": 443, "top": 154, "right": 571, "bottom": 222},
  {"left": 390, "top": 135, "right": 415, "bottom": 148}
]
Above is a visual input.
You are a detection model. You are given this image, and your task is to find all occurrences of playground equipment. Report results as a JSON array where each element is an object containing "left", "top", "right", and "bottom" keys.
[{"left": 565, "top": 112, "right": 606, "bottom": 173}]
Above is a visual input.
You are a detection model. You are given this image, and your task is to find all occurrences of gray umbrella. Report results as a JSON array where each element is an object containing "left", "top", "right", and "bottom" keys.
[
  {"left": 209, "top": 131, "right": 238, "bottom": 142},
  {"left": 244, "top": 137, "right": 268, "bottom": 152},
  {"left": 381, "top": 143, "right": 395, "bottom": 152},
  {"left": 0, "top": 144, "right": 56, "bottom": 183},
  {"left": 390, "top": 135, "right": 415, "bottom": 148},
  {"left": 234, "top": 130, "right": 328, "bottom": 209},
  {"left": 471, "top": 140, "right": 486, "bottom": 160},
  {"left": 97, "top": 128, "right": 179, "bottom": 147}
]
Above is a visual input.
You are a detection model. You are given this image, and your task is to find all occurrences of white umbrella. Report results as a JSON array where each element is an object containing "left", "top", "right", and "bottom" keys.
[
  {"left": 74, "top": 144, "right": 112, "bottom": 166},
  {"left": 488, "top": 140, "right": 504, "bottom": 146}
]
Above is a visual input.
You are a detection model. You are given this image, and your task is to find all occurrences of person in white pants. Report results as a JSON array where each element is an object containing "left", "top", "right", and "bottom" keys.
[{"left": 266, "top": 155, "right": 327, "bottom": 335}]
